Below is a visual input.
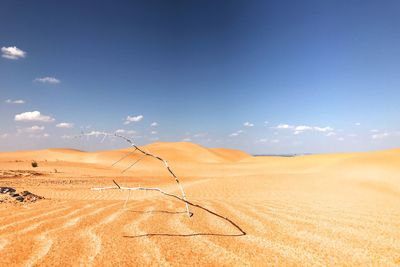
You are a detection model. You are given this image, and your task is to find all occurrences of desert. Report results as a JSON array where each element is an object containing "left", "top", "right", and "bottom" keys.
[{"left": 1, "top": 142, "right": 399, "bottom": 266}]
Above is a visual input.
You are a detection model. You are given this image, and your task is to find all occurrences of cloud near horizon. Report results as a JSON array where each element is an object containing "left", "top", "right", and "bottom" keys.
[
  {"left": 17, "top": 125, "right": 45, "bottom": 134},
  {"left": 243, "top": 122, "right": 254, "bottom": 127},
  {"left": 5, "top": 99, "right": 25, "bottom": 104},
  {"left": 124, "top": 115, "right": 143, "bottom": 125},
  {"left": 56, "top": 122, "right": 74, "bottom": 128},
  {"left": 1, "top": 46, "right": 26, "bottom": 60},
  {"left": 15, "top": 111, "right": 55, "bottom": 122},
  {"left": 275, "top": 123, "right": 334, "bottom": 135}
]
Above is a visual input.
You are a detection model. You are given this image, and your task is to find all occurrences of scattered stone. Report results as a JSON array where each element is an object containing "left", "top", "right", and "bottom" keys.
[
  {"left": 0, "top": 187, "right": 44, "bottom": 203},
  {"left": 0, "top": 187, "right": 16, "bottom": 194},
  {"left": 15, "top": 196, "right": 24, "bottom": 202}
]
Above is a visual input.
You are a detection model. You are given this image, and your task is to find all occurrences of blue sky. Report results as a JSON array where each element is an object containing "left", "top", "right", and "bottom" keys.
[{"left": 1, "top": 0, "right": 399, "bottom": 154}]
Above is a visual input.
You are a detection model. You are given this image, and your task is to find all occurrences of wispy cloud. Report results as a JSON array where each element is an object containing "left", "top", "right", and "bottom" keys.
[
  {"left": 5, "top": 99, "right": 25, "bottom": 104},
  {"left": 0, "top": 133, "right": 8, "bottom": 139},
  {"left": 326, "top": 132, "right": 336, "bottom": 137},
  {"left": 275, "top": 123, "right": 333, "bottom": 135},
  {"left": 276, "top": 124, "right": 294, "bottom": 129},
  {"left": 150, "top": 122, "right": 158, "bottom": 127},
  {"left": 151, "top": 131, "right": 158, "bottom": 135},
  {"left": 85, "top": 131, "right": 107, "bottom": 137},
  {"left": 124, "top": 115, "right": 143, "bottom": 125},
  {"left": 115, "top": 129, "right": 136, "bottom": 135},
  {"left": 34, "top": 77, "right": 61, "bottom": 84},
  {"left": 355, "top": 122, "right": 361, "bottom": 126},
  {"left": 15, "top": 111, "right": 55, "bottom": 122},
  {"left": 18, "top": 125, "right": 45, "bottom": 134},
  {"left": 313, "top": 126, "right": 333, "bottom": 132},
  {"left": 29, "top": 133, "right": 49, "bottom": 138},
  {"left": 371, "top": 131, "right": 400, "bottom": 140},
  {"left": 1, "top": 46, "right": 26, "bottom": 60},
  {"left": 229, "top": 130, "right": 243, "bottom": 137},
  {"left": 193, "top": 132, "right": 208, "bottom": 138},
  {"left": 243, "top": 122, "right": 254, "bottom": 127},
  {"left": 182, "top": 137, "right": 192, "bottom": 142},
  {"left": 56, "top": 122, "right": 74, "bottom": 128}
]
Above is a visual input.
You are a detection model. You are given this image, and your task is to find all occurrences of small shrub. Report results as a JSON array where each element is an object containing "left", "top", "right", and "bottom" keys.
[
  {"left": 31, "top": 161, "right": 38, "bottom": 168},
  {"left": 54, "top": 168, "right": 58, "bottom": 173}
]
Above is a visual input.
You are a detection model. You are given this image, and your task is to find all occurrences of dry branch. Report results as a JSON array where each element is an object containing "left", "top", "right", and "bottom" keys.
[
  {"left": 76, "top": 132, "right": 191, "bottom": 217},
  {"left": 77, "top": 131, "right": 246, "bottom": 236},
  {"left": 92, "top": 180, "right": 246, "bottom": 235}
]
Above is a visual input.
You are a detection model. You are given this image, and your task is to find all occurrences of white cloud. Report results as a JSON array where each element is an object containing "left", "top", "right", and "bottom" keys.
[
  {"left": 295, "top": 125, "right": 312, "bottom": 131},
  {"left": 34, "top": 77, "right": 61, "bottom": 84},
  {"left": 124, "top": 115, "right": 143, "bottom": 125},
  {"left": 293, "top": 125, "right": 313, "bottom": 134},
  {"left": 326, "top": 132, "right": 336, "bottom": 137},
  {"left": 15, "top": 111, "right": 55, "bottom": 122},
  {"left": 370, "top": 129, "right": 379, "bottom": 133},
  {"left": 271, "top": 139, "right": 280, "bottom": 143},
  {"left": 229, "top": 129, "right": 243, "bottom": 137},
  {"left": 115, "top": 129, "right": 137, "bottom": 135},
  {"left": 277, "top": 124, "right": 333, "bottom": 135},
  {"left": 0, "top": 133, "right": 8, "bottom": 139},
  {"left": 1, "top": 46, "right": 26, "bottom": 60},
  {"left": 115, "top": 129, "right": 126, "bottom": 134},
  {"left": 313, "top": 126, "right": 333, "bottom": 132},
  {"left": 348, "top": 134, "right": 357, "bottom": 137},
  {"left": 5, "top": 99, "right": 25, "bottom": 104},
  {"left": 276, "top": 124, "right": 294, "bottom": 129},
  {"left": 86, "top": 131, "right": 107, "bottom": 137},
  {"left": 151, "top": 131, "right": 158, "bottom": 135},
  {"left": 355, "top": 122, "right": 361, "bottom": 126},
  {"left": 338, "top": 137, "right": 344, "bottom": 141},
  {"left": 56, "top": 122, "right": 74, "bottom": 128},
  {"left": 264, "top": 121, "right": 269, "bottom": 125},
  {"left": 182, "top": 138, "right": 192, "bottom": 142},
  {"left": 243, "top": 122, "right": 254, "bottom": 127},
  {"left": 150, "top": 122, "right": 158, "bottom": 127}
]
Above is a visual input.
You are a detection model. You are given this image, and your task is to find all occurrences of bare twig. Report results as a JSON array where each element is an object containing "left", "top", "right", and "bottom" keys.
[
  {"left": 76, "top": 132, "right": 192, "bottom": 217},
  {"left": 92, "top": 180, "right": 246, "bottom": 235}
]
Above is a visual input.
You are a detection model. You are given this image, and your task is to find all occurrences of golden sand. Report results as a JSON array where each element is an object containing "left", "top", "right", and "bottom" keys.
[{"left": 0, "top": 143, "right": 399, "bottom": 266}]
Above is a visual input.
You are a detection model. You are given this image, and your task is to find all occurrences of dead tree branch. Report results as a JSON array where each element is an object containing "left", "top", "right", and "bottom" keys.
[
  {"left": 76, "top": 132, "right": 191, "bottom": 217},
  {"left": 92, "top": 180, "right": 246, "bottom": 235}
]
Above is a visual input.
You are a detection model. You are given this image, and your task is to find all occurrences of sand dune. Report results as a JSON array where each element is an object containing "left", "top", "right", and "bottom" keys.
[{"left": 0, "top": 143, "right": 399, "bottom": 265}]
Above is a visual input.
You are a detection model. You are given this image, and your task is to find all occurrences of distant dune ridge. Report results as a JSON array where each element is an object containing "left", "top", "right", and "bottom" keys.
[{"left": 0, "top": 142, "right": 399, "bottom": 265}]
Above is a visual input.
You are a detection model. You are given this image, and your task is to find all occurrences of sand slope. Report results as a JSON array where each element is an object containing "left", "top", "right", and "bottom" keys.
[{"left": 0, "top": 144, "right": 399, "bottom": 266}]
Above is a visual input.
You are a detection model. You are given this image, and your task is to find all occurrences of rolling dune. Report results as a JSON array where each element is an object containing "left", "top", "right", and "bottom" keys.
[{"left": 0, "top": 143, "right": 399, "bottom": 266}]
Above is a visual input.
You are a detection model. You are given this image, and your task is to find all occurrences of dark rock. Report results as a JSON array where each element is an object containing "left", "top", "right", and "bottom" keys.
[
  {"left": 21, "top": 191, "right": 31, "bottom": 196},
  {"left": 0, "top": 187, "right": 16, "bottom": 194},
  {"left": 15, "top": 196, "right": 24, "bottom": 202},
  {"left": 10, "top": 193, "right": 20, "bottom": 197}
]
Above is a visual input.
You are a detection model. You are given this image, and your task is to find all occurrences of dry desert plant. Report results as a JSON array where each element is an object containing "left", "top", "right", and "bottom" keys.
[{"left": 76, "top": 132, "right": 246, "bottom": 235}]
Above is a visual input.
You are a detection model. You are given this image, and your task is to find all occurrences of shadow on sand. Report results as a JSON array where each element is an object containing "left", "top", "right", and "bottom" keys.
[{"left": 123, "top": 209, "right": 246, "bottom": 238}]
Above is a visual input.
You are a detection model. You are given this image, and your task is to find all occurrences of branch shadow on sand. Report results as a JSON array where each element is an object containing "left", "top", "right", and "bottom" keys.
[{"left": 123, "top": 209, "right": 246, "bottom": 238}]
